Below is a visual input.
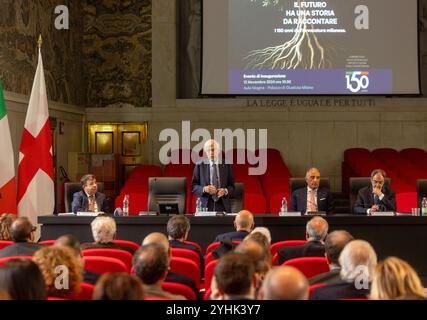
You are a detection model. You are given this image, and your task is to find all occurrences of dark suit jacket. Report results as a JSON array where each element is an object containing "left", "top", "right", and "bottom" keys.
[
  {"left": 191, "top": 162, "right": 235, "bottom": 213},
  {"left": 214, "top": 230, "right": 249, "bottom": 243},
  {"left": 0, "top": 242, "right": 44, "bottom": 258},
  {"left": 166, "top": 272, "right": 202, "bottom": 300},
  {"left": 309, "top": 268, "right": 341, "bottom": 285},
  {"left": 290, "top": 187, "right": 334, "bottom": 214},
  {"left": 354, "top": 185, "right": 396, "bottom": 214},
  {"left": 310, "top": 280, "right": 370, "bottom": 300},
  {"left": 278, "top": 240, "right": 325, "bottom": 265},
  {"left": 80, "top": 242, "right": 135, "bottom": 255},
  {"left": 71, "top": 191, "right": 110, "bottom": 214}
]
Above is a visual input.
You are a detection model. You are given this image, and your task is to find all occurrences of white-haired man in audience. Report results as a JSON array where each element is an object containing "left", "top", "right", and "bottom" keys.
[
  {"left": 311, "top": 239, "right": 377, "bottom": 300},
  {"left": 80, "top": 216, "right": 134, "bottom": 254},
  {"left": 251, "top": 227, "right": 272, "bottom": 245},
  {"left": 278, "top": 216, "right": 328, "bottom": 265}
]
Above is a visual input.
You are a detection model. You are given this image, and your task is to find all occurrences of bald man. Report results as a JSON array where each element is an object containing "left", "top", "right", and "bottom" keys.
[
  {"left": 142, "top": 232, "right": 202, "bottom": 299},
  {"left": 259, "top": 266, "right": 309, "bottom": 300},
  {"left": 214, "top": 210, "right": 254, "bottom": 242},
  {"left": 290, "top": 167, "right": 334, "bottom": 214},
  {"left": 191, "top": 139, "right": 235, "bottom": 213}
]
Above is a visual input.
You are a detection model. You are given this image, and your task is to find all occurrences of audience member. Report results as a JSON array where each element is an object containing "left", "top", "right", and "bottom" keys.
[
  {"left": 0, "top": 213, "right": 16, "bottom": 240},
  {"left": 214, "top": 210, "right": 254, "bottom": 242},
  {"left": 93, "top": 272, "right": 145, "bottom": 300},
  {"left": 278, "top": 216, "right": 328, "bottom": 264},
  {"left": 250, "top": 227, "right": 272, "bottom": 245}
]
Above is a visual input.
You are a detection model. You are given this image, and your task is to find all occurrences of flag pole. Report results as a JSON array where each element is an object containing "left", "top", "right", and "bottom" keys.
[{"left": 37, "top": 34, "right": 42, "bottom": 49}]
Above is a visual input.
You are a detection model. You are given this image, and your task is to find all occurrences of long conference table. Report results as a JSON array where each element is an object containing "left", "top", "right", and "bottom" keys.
[{"left": 38, "top": 214, "right": 427, "bottom": 283}]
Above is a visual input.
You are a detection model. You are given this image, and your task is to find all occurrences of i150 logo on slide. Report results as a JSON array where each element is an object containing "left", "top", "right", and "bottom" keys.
[{"left": 346, "top": 71, "right": 370, "bottom": 93}]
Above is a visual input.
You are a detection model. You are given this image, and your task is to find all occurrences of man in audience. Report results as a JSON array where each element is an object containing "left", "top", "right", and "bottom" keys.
[
  {"left": 258, "top": 266, "right": 309, "bottom": 300},
  {"left": 0, "top": 217, "right": 42, "bottom": 258},
  {"left": 290, "top": 167, "right": 334, "bottom": 214},
  {"left": 309, "top": 230, "right": 354, "bottom": 285},
  {"left": 71, "top": 174, "right": 110, "bottom": 214},
  {"left": 80, "top": 216, "right": 134, "bottom": 254},
  {"left": 278, "top": 216, "right": 328, "bottom": 265},
  {"left": 235, "top": 239, "right": 271, "bottom": 282},
  {"left": 143, "top": 232, "right": 201, "bottom": 299},
  {"left": 214, "top": 210, "right": 254, "bottom": 242},
  {"left": 55, "top": 234, "right": 100, "bottom": 285},
  {"left": 311, "top": 240, "right": 377, "bottom": 300},
  {"left": 354, "top": 169, "right": 396, "bottom": 214},
  {"left": 211, "top": 252, "right": 257, "bottom": 300},
  {"left": 133, "top": 243, "right": 185, "bottom": 300},
  {"left": 167, "top": 215, "right": 203, "bottom": 270},
  {"left": 192, "top": 139, "right": 235, "bottom": 213}
]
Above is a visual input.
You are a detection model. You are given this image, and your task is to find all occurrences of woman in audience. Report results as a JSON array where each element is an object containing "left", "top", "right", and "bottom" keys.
[
  {"left": 93, "top": 273, "right": 145, "bottom": 300},
  {"left": 0, "top": 259, "right": 46, "bottom": 300},
  {"left": 0, "top": 213, "right": 17, "bottom": 240},
  {"left": 33, "top": 246, "right": 83, "bottom": 299},
  {"left": 370, "top": 256, "right": 427, "bottom": 300}
]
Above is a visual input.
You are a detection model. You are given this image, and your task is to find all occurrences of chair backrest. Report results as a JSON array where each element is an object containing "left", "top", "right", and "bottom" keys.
[
  {"left": 416, "top": 179, "right": 427, "bottom": 208},
  {"left": 171, "top": 248, "right": 201, "bottom": 271},
  {"left": 205, "top": 242, "right": 221, "bottom": 255},
  {"left": 148, "top": 177, "right": 187, "bottom": 214},
  {"left": 83, "top": 256, "right": 128, "bottom": 274},
  {"left": 230, "top": 183, "right": 244, "bottom": 213},
  {"left": 169, "top": 257, "right": 200, "bottom": 289},
  {"left": 0, "top": 256, "right": 33, "bottom": 266},
  {"left": 270, "top": 240, "right": 307, "bottom": 256},
  {"left": 283, "top": 257, "right": 330, "bottom": 278},
  {"left": 112, "top": 240, "right": 139, "bottom": 253},
  {"left": 204, "top": 252, "right": 216, "bottom": 267},
  {"left": 82, "top": 249, "right": 133, "bottom": 272},
  {"left": 272, "top": 253, "right": 279, "bottom": 266},
  {"left": 349, "top": 177, "right": 390, "bottom": 213},
  {"left": 162, "top": 282, "right": 196, "bottom": 300},
  {"left": 38, "top": 240, "right": 56, "bottom": 246},
  {"left": 204, "top": 287, "right": 212, "bottom": 300},
  {"left": 204, "top": 259, "right": 218, "bottom": 290},
  {"left": 183, "top": 241, "right": 202, "bottom": 256},
  {"left": 308, "top": 282, "right": 327, "bottom": 300},
  {"left": 289, "top": 178, "right": 330, "bottom": 196},
  {"left": 0, "top": 240, "right": 14, "bottom": 250},
  {"left": 64, "top": 182, "right": 104, "bottom": 213},
  {"left": 72, "top": 282, "right": 95, "bottom": 300}
]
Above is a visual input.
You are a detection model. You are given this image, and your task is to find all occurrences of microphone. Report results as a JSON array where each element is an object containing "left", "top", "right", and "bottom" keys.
[{"left": 114, "top": 207, "right": 123, "bottom": 217}]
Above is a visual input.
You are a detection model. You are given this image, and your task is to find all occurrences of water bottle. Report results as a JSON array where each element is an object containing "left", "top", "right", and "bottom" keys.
[
  {"left": 422, "top": 197, "right": 427, "bottom": 216},
  {"left": 280, "top": 197, "right": 288, "bottom": 213},
  {"left": 195, "top": 198, "right": 201, "bottom": 213},
  {"left": 123, "top": 194, "right": 129, "bottom": 216}
]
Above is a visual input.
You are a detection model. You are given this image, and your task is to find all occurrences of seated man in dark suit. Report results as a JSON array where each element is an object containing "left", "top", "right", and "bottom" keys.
[
  {"left": 167, "top": 215, "right": 203, "bottom": 271},
  {"left": 71, "top": 174, "right": 110, "bottom": 214},
  {"left": 0, "top": 217, "right": 43, "bottom": 258},
  {"left": 354, "top": 169, "right": 396, "bottom": 214},
  {"left": 214, "top": 210, "right": 254, "bottom": 242},
  {"left": 309, "top": 230, "right": 354, "bottom": 285},
  {"left": 290, "top": 167, "right": 334, "bottom": 214},
  {"left": 191, "top": 139, "right": 235, "bottom": 213},
  {"left": 143, "top": 232, "right": 202, "bottom": 300},
  {"left": 311, "top": 240, "right": 377, "bottom": 300},
  {"left": 80, "top": 216, "right": 134, "bottom": 254},
  {"left": 278, "top": 216, "right": 328, "bottom": 265}
]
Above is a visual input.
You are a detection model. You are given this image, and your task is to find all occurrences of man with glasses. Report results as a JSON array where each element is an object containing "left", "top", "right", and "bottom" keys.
[
  {"left": 71, "top": 174, "right": 110, "bottom": 214},
  {"left": 354, "top": 169, "right": 396, "bottom": 214}
]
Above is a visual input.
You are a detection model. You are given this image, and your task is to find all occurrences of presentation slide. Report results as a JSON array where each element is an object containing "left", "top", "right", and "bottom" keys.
[{"left": 202, "top": 0, "right": 419, "bottom": 95}]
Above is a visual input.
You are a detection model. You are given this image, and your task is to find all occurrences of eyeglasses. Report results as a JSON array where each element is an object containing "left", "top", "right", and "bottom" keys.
[{"left": 372, "top": 180, "right": 384, "bottom": 184}]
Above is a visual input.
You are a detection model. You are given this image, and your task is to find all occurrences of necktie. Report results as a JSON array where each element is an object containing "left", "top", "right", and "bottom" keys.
[
  {"left": 212, "top": 164, "right": 219, "bottom": 202},
  {"left": 309, "top": 190, "right": 317, "bottom": 212},
  {"left": 374, "top": 194, "right": 379, "bottom": 205},
  {"left": 88, "top": 195, "right": 95, "bottom": 212}
]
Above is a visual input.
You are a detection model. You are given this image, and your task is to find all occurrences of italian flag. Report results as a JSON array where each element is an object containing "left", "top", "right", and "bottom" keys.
[{"left": 0, "top": 82, "right": 17, "bottom": 214}]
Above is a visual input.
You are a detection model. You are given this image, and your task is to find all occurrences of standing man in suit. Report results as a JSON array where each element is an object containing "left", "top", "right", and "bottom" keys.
[
  {"left": 192, "top": 139, "right": 235, "bottom": 213},
  {"left": 290, "top": 168, "right": 334, "bottom": 214},
  {"left": 354, "top": 169, "right": 396, "bottom": 214},
  {"left": 71, "top": 174, "right": 110, "bottom": 214}
]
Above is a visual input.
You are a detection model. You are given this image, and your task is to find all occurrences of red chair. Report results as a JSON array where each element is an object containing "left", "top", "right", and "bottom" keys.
[
  {"left": 112, "top": 240, "right": 139, "bottom": 253},
  {"left": 204, "top": 260, "right": 218, "bottom": 290},
  {"left": 47, "top": 296, "right": 68, "bottom": 300},
  {"left": 83, "top": 256, "right": 128, "bottom": 274},
  {"left": 0, "top": 256, "right": 33, "bottom": 266},
  {"left": 272, "top": 253, "right": 279, "bottom": 266},
  {"left": 82, "top": 249, "right": 133, "bottom": 272},
  {"left": 170, "top": 257, "right": 200, "bottom": 289},
  {"left": 38, "top": 240, "right": 56, "bottom": 246},
  {"left": 308, "top": 282, "right": 327, "bottom": 300},
  {"left": 283, "top": 257, "right": 330, "bottom": 278},
  {"left": 0, "top": 240, "right": 13, "bottom": 250},
  {"left": 72, "top": 282, "right": 95, "bottom": 300},
  {"left": 183, "top": 241, "right": 202, "bottom": 256},
  {"left": 206, "top": 241, "right": 241, "bottom": 255},
  {"left": 171, "top": 248, "right": 201, "bottom": 271},
  {"left": 162, "top": 282, "right": 196, "bottom": 300},
  {"left": 204, "top": 252, "right": 216, "bottom": 267},
  {"left": 204, "top": 288, "right": 212, "bottom": 300},
  {"left": 270, "top": 240, "right": 307, "bottom": 256}
]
